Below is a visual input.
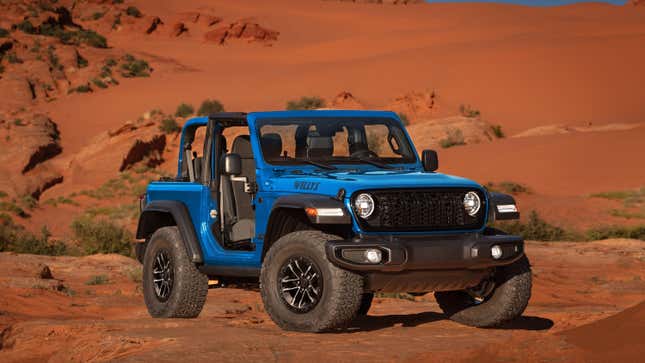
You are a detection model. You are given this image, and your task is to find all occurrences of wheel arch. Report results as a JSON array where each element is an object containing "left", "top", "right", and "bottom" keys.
[
  {"left": 262, "top": 195, "right": 353, "bottom": 260},
  {"left": 136, "top": 200, "right": 204, "bottom": 264}
]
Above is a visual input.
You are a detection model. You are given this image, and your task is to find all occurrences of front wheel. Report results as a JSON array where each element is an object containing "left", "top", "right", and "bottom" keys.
[
  {"left": 260, "top": 230, "right": 364, "bottom": 332},
  {"left": 435, "top": 256, "right": 532, "bottom": 328},
  {"left": 143, "top": 226, "right": 208, "bottom": 318}
]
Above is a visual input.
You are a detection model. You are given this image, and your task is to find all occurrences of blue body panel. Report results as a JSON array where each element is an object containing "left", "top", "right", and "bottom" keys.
[{"left": 147, "top": 110, "right": 488, "bottom": 269}]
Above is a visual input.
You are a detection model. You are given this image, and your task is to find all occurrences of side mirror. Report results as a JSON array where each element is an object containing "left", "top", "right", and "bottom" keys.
[
  {"left": 223, "top": 153, "right": 241, "bottom": 175},
  {"left": 422, "top": 150, "right": 438, "bottom": 172}
]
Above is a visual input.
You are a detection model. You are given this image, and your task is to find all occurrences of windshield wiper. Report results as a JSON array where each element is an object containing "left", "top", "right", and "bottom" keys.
[
  {"left": 349, "top": 156, "right": 394, "bottom": 169},
  {"left": 278, "top": 156, "right": 336, "bottom": 170}
]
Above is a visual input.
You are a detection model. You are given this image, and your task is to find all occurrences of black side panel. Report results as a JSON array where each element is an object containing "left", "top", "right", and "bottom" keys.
[
  {"left": 488, "top": 192, "right": 520, "bottom": 221},
  {"left": 272, "top": 194, "right": 352, "bottom": 224},
  {"left": 136, "top": 200, "right": 203, "bottom": 264}
]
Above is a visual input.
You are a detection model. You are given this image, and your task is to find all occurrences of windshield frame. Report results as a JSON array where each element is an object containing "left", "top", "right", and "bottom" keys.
[{"left": 253, "top": 116, "right": 420, "bottom": 168}]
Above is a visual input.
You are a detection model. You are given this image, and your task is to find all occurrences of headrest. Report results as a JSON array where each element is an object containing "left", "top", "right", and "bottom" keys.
[
  {"left": 232, "top": 135, "right": 252, "bottom": 158},
  {"left": 307, "top": 134, "right": 334, "bottom": 158},
  {"left": 261, "top": 133, "right": 282, "bottom": 159}
]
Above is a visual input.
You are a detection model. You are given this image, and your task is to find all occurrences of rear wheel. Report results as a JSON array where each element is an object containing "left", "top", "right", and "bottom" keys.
[
  {"left": 143, "top": 227, "right": 208, "bottom": 318},
  {"left": 260, "top": 230, "right": 364, "bottom": 332},
  {"left": 435, "top": 256, "right": 532, "bottom": 327}
]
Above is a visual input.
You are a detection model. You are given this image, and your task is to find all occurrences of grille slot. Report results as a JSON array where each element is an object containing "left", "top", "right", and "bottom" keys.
[{"left": 355, "top": 189, "right": 486, "bottom": 232}]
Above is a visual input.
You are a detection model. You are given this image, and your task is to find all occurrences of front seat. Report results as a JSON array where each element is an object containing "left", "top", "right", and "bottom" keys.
[{"left": 228, "top": 135, "right": 256, "bottom": 242}]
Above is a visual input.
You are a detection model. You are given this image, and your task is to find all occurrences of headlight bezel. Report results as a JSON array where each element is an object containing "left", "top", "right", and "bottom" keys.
[
  {"left": 463, "top": 191, "right": 482, "bottom": 216},
  {"left": 353, "top": 193, "right": 375, "bottom": 219}
]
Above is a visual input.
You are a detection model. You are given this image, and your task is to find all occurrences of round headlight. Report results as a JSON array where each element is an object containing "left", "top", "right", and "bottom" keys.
[
  {"left": 354, "top": 193, "right": 375, "bottom": 219},
  {"left": 463, "top": 191, "right": 481, "bottom": 216}
]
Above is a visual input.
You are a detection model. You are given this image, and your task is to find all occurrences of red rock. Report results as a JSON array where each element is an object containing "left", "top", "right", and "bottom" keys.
[{"left": 204, "top": 19, "right": 279, "bottom": 45}]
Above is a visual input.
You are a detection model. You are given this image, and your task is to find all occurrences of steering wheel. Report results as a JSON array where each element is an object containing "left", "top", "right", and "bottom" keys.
[{"left": 350, "top": 149, "right": 378, "bottom": 159}]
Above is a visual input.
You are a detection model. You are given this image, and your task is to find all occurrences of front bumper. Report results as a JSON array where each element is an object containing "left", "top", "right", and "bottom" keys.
[{"left": 326, "top": 232, "right": 524, "bottom": 273}]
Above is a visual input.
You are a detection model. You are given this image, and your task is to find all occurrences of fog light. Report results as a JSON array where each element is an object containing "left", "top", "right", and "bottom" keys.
[
  {"left": 365, "top": 249, "right": 382, "bottom": 264},
  {"left": 491, "top": 245, "right": 503, "bottom": 260}
]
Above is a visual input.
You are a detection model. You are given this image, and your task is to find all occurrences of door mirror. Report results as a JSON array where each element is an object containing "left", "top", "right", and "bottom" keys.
[
  {"left": 223, "top": 153, "right": 241, "bottom": 175},
  {"left": 422, "top": 149, "right": 438, "bottom": 172}
]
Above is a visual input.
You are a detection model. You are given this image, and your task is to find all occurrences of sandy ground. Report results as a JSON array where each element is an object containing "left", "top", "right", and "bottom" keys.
[{"left": 0, "top": 239, "right": 643, "bottom": 362}]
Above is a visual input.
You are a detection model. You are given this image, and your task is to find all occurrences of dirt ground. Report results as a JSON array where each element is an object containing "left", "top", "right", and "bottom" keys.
[{"left": 1, "top": 239, "right": 643, "bottom": 362}]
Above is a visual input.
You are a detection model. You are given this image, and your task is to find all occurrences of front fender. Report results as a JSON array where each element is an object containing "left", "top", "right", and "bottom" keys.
[
  {"left": 271, "top": 194, "right": 352, "bottom": 224},
  {"left": 136, "top": 200, "right": 203, "bottom": 264}
]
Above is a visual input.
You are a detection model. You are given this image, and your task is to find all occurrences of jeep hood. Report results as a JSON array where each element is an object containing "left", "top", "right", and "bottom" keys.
[{"left": 265, "top": 169, "right": 483, "bottom": 197}]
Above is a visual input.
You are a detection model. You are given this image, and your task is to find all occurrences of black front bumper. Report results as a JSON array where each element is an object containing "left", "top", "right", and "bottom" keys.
[{"left": 326, "top": 232, "right": 524, "bottom": 273}]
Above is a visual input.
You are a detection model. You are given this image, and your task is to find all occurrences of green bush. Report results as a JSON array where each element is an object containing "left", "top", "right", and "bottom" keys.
[
  {"left": 197, "top": 99, "right": 225, "bottom": 116},
  {"left": 485, "top": 181, "right": 530, "bottom": 194},
  {"left": 440, "top": 129, "right": 465, "bottom": 148},
  {"left": 16, "top": 20, "right": 37, "bottom": 34},
  {"left": 0, "top": 218, "right": 67, "bottom": 255},
  {"left": 71, "top": 217, "right": 132, "bottom": 256},
  {"left": 120, "top": 54, "right": 150, "bottom": 78},
  {"left": 7, "top": 52, "right": 22, "bottom": 64},
  {"left": 86, "top": 275, "right": 109, "bottom": 285},
  {"left": 0, "top": 28, "right": 9, "bottom": 37},
  {"left": 490, "top": 124, "right": 505, "bottom": 138},
  {"left": 159, "top": 118, "right": 181, "bottom": 134},
  {"left": 77, "top": 53, "right": 89, "bottom": 68},
  {"left": 586, "top": 226, "right": 645, "bottom": 241},
  {"left": 496, "top": 211, "right": 573, "bottom": 241},
  {"left": 175, "top": 103, "right": 194, "bottom": 118},
  {"left": 70, "top": 84, "right": 92, "bottom": 93},
  {"left": 61, "top": 29, "right": 108, "bottom": 48},
  {"left": 126, "top": 6, "right": 143, "bottom": 18},
  {"left": 92, "top": 78, "right": 108, "bottom": 89},
  {"left": 459, "top": 104, "right": 480, "bottom": 118},
  {"left": 92, "top": 12, "right": 105, "bottom": 20},
  {"left": 286, "top": 96, "right": 325, "bottom": 110}
]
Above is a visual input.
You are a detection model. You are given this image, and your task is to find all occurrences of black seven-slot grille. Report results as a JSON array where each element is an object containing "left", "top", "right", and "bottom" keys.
[{"left": 354, "top": 188, "right": 487, "bottom": 232}]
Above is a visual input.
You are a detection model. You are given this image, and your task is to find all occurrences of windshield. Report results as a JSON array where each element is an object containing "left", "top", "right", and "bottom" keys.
[{"left": 257, "top": 117, "right": 417, "bottom": 166}]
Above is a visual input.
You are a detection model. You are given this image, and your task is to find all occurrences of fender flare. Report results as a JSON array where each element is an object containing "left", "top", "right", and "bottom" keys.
[
  {"left": 136, "top": 200, "right": 203, "bottom": 264},
  {"left": 270, "top": 194, "right": 352, "bottom": 225},
  {"left": 488, "top": 192, "right": 520, "bottom": 222}
]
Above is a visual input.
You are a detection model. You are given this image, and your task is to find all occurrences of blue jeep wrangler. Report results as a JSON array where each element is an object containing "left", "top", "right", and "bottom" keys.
[{"left": 135, "top": 110, "right": 531, "bottom": 332}]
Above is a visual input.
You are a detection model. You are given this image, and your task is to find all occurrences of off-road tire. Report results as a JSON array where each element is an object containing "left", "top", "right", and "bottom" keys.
[
  {"left": 435, "top": 256, "right": 532, "bottom": 328},
  {"left": 260, "top": 230, "right": 364, "bottom": 332},
  {"left": 143, "top": 226, "right": 208, "bottom": 318},
  {"left": 358, "top": 293, "right": 374, "bottom": 316}
]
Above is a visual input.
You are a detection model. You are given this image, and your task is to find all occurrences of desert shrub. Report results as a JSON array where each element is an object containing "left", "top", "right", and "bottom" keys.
[
  {"left": 485, "top": 181, "right": 530, "bottom": 194},
  {"left": 62, "top": 29, "right": 108, "bottom": 48},
  {"left": 159, "top": 117, "right": 181, "bottom": 134},
  {"left": 609, "top": 209, "right": 645, "bottom": 220},
  {"left": 120, "top": 54, "right": 150, "bottom": 77},
  {"left": 113, "top": 0, "right": 124, "bottom": 4},
  {"left": 13, "top": 119, "right": 25, "bottom": 126},
  {"left": 70, "top": 84, "right": 92, "bottom": 93},
  {"left": 86, "top": 275, "right": 109, "bottom": 285},
  {"left": 440, "top": 129, "right": 465, "bottom": 148},
  {"left": 126, "top": 6, "right": 143, "bottom": 18},
  {"left": 105, "top": 58, "right": 118, "bottom": 67},
  {"left": 71, "top": 217, "right": 132, "bottom": 256},
  {"left": 0, "top": 218, "right": 67, "bottom": 255},
  {"left": 77, "top": 53, "right": 89, "bottom": 68},
  {"left": 92, "top": 12, "right": 105, "bottom": 20},
  {"left": 92, "top": 78, "right": 108, "bottom": 89},
  {"left": 7, "top": 52, "right": 23, "bottom": 64},
  {"left": 490, "top": 124, "right": 505, "bottom": 138},
  {"left": 0, "top": 27, "right": 9, "bottom": 37},
  {"left": 175, "top": 103, "right": 194, "bottom": 117},
  {"left": 0, "top": 65, "right": 4, "bottom": 74},
  {"left": 459, "top": 104, "right": 480, "bottom": 118},
  {"left": 0, "top": 201, "right": 28, "bottom": 218},
  {"left": 286, "top": 96, "right": 325, "bottom": 110},
  {"left": 0, "top": 191, "right": 7, "bottom": 198},
  {"left": 126, "top": 267, "right": 142, "bottom": 283},
  {"left": 16, "top": 20, "right": 37, "bottom": 34},
  {"left": 197, "top": 99, "right": 225, "bottom": 116},
  {"left": 585, "top": 226, "right": 645, "bottom": 241},
  {"left": 398, "top": 113, "right": 410, "bottom": 126},
  {"left": 496, "top": 211, "right": 574, "bottom": 241},
  {"left": 590, "top": 187, "right": 644, "bottom": 207}
]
